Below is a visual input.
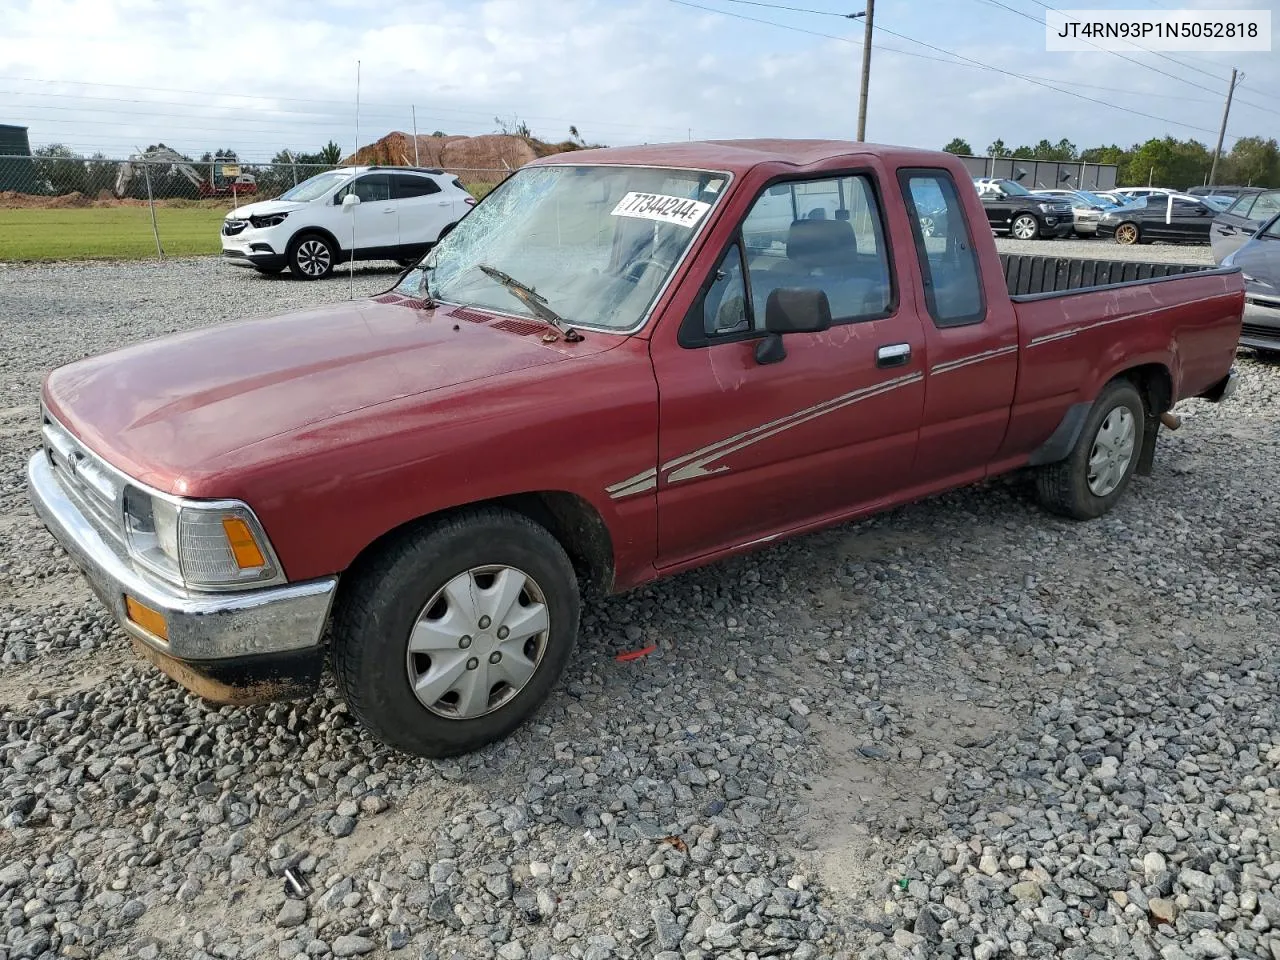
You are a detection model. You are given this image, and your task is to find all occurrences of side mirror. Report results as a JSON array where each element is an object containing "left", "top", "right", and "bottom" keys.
[
  {"left": 756, "top": 288, "right": 832, "bottom": 365},
  {"left": 341, "top": 193, "right": 361, "bottom": 210}
]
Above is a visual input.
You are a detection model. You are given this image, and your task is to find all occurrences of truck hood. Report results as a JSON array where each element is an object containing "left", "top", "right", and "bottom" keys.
[
  {"left": 224, "top": 199, "right": 308, "bottom": 219},
  {"left": 43, "top": 297, "right": 617, "bottom": 493}
]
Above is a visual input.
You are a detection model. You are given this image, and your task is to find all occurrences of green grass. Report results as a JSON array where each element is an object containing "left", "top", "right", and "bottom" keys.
[{"left": 0, "top": 207, "right": 227, "bottom": 261}]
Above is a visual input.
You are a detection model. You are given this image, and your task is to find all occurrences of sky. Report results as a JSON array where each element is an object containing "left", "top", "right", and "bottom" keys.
[{"left": 2, "top": 0, "right": 1277, "bottom": 163}]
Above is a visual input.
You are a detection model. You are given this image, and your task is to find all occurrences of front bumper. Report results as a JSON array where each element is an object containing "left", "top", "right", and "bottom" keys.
[
  {"left": 27, "top": 452, "right": 336, "bottom": 700},
  {"left": 1241, "top": 300, "right": 1280, "bottom": 351},
  {"left": 221, "top": 248, "right": 288, "bottom": 271}
]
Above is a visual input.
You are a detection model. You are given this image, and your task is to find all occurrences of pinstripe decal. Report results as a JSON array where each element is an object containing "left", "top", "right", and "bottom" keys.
[
  {"left": 663, "top": 372, "right": 924, "bottom": 484},
  {"left": 1027, "top": 293, "right": 1226, "bottom": 348},
  {"left": 606, "top": 468, "right": 657, "bottom": 501},
  {"left": 929, "top": 343, "right": 1019, "bottom": 376}
]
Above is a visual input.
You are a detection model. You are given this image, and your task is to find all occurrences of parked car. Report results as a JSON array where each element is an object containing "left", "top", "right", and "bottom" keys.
[
  {"left": 1220, "top": 212, "right": 1280, "bottom": 354},
  {"left": 1187, "top": 185, "right": 1264, "bottom": 200},
  {"left": 28, "top": 141, "right": 1242, "bottom": 757},
  {"left": 1031, "top": 188, "right": 1108, "bottom": 236},
  {"left": 220, "top": 166, "right": 476, "bottom": 279},
  {"left": 974, "top": 178, "right": 1074, "bottom": 239},
  {"left": 1097, "top": 194, "right": 1221, "bottom": 244},
  {"left": 1110, "top": 186, "right": 1177, "bottom": 202},
  {"left": 1211, "top": 189, "right": 1280, "bottom": 263}
]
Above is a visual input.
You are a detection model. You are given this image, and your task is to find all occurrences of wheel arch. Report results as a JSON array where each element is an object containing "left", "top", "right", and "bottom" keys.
[
  {"left": 337, "top": 490, "right": 617, "bottom": 603},
  {"left": 288, "top": 226, "right": 347, "bottom": 262},
  {"left": 1028, "top": 363, "right": 1171, "bottom": 468}
]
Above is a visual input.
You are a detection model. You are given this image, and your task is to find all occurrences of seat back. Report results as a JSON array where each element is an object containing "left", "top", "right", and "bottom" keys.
[{"left": 786, "top": 219, "right": 858, "bottom": 271}]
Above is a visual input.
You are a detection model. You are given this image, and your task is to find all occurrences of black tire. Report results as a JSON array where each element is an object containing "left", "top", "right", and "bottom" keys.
[
  {"left": 287, "top": 232, "right": 336, "bottom": 280},
  {"left": 396, "top": 257, "right": 418, "bottom": 268},
  {"left": 1035, "top": 379, "right": 1146, "bottom": 521},
  {"left": 332, "top": 507, "right": 581, "bottom": 757}
]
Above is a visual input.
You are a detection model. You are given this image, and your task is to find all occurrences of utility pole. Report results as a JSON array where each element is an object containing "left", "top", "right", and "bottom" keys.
[
  {"left": 1208, "top": 67, "right": 1239, "bottom": 188},
  {"left": 854, "top": 0, "right": 874, "bottom": 140}
]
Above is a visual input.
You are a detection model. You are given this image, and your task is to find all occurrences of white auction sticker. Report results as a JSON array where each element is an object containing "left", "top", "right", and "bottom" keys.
[
  {"left": 1046, "top": 9, "right": 1270, "bottom": 51},
  {"left": 611, "top": 192, "right": 711, "bottom": 228}
]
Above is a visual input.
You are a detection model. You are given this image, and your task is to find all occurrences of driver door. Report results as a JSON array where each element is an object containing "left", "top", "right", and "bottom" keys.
[
  {"left": 334, "top": 174, "right": 398, "bottom": 252},
  {"left": 650, "top": 171, "right": 927, "bottom": 567}
]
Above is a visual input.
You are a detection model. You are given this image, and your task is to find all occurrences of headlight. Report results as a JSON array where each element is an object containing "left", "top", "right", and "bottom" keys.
[
  {"left": 123, "top": 488, "right": 280, "bottom": 590},
  {"left": 248, "top": 212, "right": 288, "bottom": 228},
  {"left": 1220, "top": 251, "right": 1237, "bottom": 268},
  {"left": 1037, "top": 202, "right": 1053, "bottom": 211}
]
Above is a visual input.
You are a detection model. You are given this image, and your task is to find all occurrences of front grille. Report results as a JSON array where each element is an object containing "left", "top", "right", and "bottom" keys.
[
  {"left": 42, "top": 413, "right": 126, "bottom": 544},
  {"left": 222, "top": 220, "right": 248, "bottom": 236},
  {"left": 1241, "top": 322, "right": 1279, "bottom": 342}
]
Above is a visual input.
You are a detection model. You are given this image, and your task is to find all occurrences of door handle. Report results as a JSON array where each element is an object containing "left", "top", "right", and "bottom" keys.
[
  {"left": 382, "top": 208, "right": 395, "bottom": 214},
  {"left": 877, "top": 343, "right": 911, "bottom": 368}
]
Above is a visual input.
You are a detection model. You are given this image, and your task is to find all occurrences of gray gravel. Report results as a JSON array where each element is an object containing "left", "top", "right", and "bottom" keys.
[
  {"left": 994, "top": 235, "right": 1216, "bottom": 265},
  {"left": 0, "top": 256, "right": 1276, "bottom": 960}
]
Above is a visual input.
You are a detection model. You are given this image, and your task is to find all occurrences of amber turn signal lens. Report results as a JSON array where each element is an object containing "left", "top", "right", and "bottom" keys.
[
  {"left": 125, "top": 596, "right": 169, "bottom": 641},
  {"left": 221, "top": 517, "right": 267, "bottom": 570}
]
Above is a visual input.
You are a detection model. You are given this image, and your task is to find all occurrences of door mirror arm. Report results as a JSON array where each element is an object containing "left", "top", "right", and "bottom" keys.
[{"left": 755, "top": 334, "right": 786, "bottom": 365}]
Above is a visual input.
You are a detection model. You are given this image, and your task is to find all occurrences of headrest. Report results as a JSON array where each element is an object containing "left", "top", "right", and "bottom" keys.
[{"left": 787, "top": 218, "right": 858, "bottom": 263}]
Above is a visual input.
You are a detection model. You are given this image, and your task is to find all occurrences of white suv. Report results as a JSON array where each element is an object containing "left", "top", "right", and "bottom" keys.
[{"left": 220, "top": 166, "right": 476, "bottom": 279}]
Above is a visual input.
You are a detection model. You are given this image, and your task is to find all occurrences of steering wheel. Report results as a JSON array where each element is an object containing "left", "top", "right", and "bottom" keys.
[{"left": 622, "top": 257, "right": 666, "bottom": 283}]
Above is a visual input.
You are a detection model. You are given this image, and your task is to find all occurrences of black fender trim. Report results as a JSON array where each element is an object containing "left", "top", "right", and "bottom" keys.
[{"left": 1027, "top": 402, "right": 1092, "bottom": 466}]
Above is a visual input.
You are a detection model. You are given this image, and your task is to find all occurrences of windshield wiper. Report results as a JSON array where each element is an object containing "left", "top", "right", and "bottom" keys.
[{"left": 477, "top": 264, "right": 582, "bottom": 342}]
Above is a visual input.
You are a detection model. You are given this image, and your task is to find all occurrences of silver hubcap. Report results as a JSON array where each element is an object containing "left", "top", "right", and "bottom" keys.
[
  {"left": 296, "top": 239, "right": 331, "bottom": 276},
  {"left": 406, "top": 565, "right": 550, "bottom": 720},
  {"left": 919, "top": 216, "right": 935, "bottom": 237},
  {"left": 1087, "top": 406, "right": 1136, "bottom": 497},
  {"left": 1013, "top": 216, "right": 1037, "bottom": 239}
]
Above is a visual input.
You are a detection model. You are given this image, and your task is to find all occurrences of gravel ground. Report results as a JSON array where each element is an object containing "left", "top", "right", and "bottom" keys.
[
  {"left": 0, "top": 256, "right": 1276, "bottom": 960},
  {"left": 993, "top": 236, "right": 1216, "bottom": 265}
]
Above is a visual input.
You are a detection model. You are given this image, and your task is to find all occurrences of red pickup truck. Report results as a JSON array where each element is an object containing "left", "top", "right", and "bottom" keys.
[{"left": 27, "top": 141, "right": 1242, "bottom": 757}]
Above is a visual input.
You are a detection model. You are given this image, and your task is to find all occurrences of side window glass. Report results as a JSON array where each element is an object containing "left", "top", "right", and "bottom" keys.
[
  {"left": 394, "top": 174, "right": 441, "bottom": 199},
  {"left": 741, "top": 174, "right": 893, "bottom": 324},
  {"left": 1249, "top": 193, "right": 1280, "bottom": 221},
  {"left": 900, "top": 169, "right": 985, "bottom": 328},
  {"left": 702, "top": 243, "right": 750, "bottom": 337},
  {"left": 336, "top": 175, "right": 391, "bottom": 203},
  {"left": 1229, "top": 195, "right": 1257, "bottom": 218}
]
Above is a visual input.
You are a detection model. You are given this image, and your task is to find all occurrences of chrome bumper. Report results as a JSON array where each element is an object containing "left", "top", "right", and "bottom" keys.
[{"left": 27, "top": 452, "right": 336, "bottom": 662}]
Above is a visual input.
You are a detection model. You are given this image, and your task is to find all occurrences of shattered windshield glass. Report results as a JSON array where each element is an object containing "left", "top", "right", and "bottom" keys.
[{"left": 399, "top": 164, "right": 728, "bottom": 332}]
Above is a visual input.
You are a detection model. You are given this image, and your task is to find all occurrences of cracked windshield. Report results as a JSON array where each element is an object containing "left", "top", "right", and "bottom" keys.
[{"left": 401, "top": 165, "right": 728, "bottom": 331}]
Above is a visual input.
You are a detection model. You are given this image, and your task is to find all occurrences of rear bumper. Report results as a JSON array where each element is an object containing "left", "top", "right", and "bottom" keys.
[
  {"left": 1199, "top": 367, "right": 1239, "bottom": 403},
  {"left": 27, "top": 452, "right": 335, "bottom": 701}
]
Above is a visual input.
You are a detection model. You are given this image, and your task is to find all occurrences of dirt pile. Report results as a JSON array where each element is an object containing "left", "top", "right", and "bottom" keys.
[{"left": 345, "top": 132, "right": 588, "bottom": 175}]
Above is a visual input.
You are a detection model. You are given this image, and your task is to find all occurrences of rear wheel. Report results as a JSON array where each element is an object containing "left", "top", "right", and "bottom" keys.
[
  {"left": 288, "top": 233, "right": 336, "bottom": 280},
  {"left": 1011, "top": 214, "right": 1040, "bottom": 240},
  {"left": 332, "top": 507, "right": 581, "bottom": 757},
  {"left": 1036, "top": 379, "right": 1145, "bottom": 520},
  {"left": 1114, "top": 222, "right": 1140, "bottom": 245}
]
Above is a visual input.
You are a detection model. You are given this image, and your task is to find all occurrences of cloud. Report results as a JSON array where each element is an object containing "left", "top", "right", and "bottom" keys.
[{"left": 1, "top": 0, "right": 1275, "bottom": 161}]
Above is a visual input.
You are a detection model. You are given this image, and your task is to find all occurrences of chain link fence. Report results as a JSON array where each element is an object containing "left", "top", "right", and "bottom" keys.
[{"left": 0, "top": 155, "right": 512, "bottom": 260}]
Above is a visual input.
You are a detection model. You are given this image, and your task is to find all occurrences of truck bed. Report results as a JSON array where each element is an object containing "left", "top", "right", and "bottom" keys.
[{"left": 1000, "top": 252, "right": 1213, "bottom": 297}]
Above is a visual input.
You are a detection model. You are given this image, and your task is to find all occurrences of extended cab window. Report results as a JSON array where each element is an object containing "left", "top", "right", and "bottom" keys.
[
  {"left": 393, "top": 174, "right": 442, "bottom": 199},
  {"left": 695, "top": 174, "right": 892, "bottom": 340},
  {"left": 899, "top": 169, "right": 984, "bottom": 328}
]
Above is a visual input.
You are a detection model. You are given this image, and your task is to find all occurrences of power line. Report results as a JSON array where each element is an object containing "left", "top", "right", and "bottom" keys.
[
  {"left": 709, "top": 0, "right": 857, "bottom": 15},
  {"left": 668, "top": 0, "right": 1234, "bottom": 140}
]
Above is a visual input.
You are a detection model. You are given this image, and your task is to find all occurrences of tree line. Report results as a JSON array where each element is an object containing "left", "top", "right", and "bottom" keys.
[
  {"left": 19, "top": 141, "right": 347, "bottom": 199},
  {"left": 941, "top": 135, "right": 1280, "bottom": 189}
]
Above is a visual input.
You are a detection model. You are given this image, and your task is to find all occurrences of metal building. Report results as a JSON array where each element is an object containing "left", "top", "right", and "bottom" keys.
[
  {"left": 0, "top": 124, "right": 36, "bottom": 193},
  {"left": 957, "top": 154, "right": 1119, "bottom": 192}
]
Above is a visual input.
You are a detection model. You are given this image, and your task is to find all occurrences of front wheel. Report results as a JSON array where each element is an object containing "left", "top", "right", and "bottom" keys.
[
  {"left": 1114, "top": 222, "right": 1140, "bottom": 245},
  {"left": 1035, "top": 380, "right": 1145, "bottom": 520},
  {"left": 288, "top": 233, "right": 336, "bottom": 280},
  {"left": 332, "top": 507, "right": 581, "bottom": 757},
  {"left": 1011, "top": 214, "right": 1040, "bottom": 241}
]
